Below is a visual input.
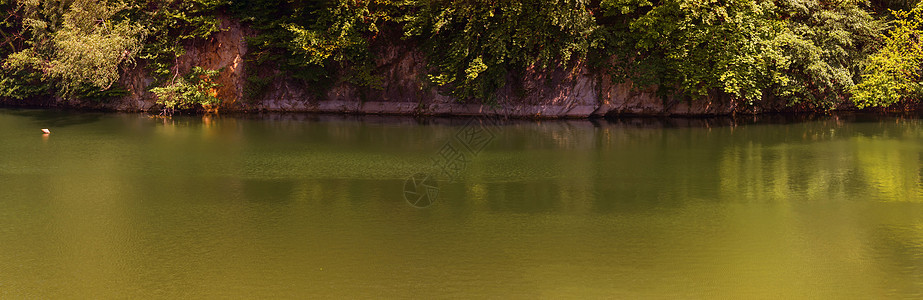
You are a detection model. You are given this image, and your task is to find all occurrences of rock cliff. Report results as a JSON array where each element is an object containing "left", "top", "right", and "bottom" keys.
[{"left": 6, "top": 15, "right": 785, "bottom": 117}]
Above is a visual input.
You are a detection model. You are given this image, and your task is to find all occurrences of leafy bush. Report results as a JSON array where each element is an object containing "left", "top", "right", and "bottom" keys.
[
  {"left": 229, "top": 0, "right": 329, "bottom": 89},
  {"left": 150, "top": 66, "right": 221, "bottom": 114},
  {"left": 3, "top": 0, "right": 146, "bottom": 98},
  {"left": 406, "top": 0, "right": 595, "bottom": 102},
  {"left": 852, "top": 2, "right": 923, "bottom": 108},
  {"left": 770, "top": 0, "right": 883, "bottom": 108},
  {"left": 131, "top": 0, "right": 227, "bottom": 81},
  {"left": 594, "top": 0, "right": 882, "bottom": 108}
]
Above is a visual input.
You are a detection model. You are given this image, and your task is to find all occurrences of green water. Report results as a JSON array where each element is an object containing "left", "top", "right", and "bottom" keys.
[{"left": 0, "top": 109, "right": 921, "bottom": 298}]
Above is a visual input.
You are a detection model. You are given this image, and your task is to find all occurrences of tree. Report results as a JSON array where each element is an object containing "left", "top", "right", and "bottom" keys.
[
  {"left": 406, "top": 0, "right": 596, "bottom": 102},
  {"left": 285, "top": 0, "right": 409, "bottom": 88},
  {"left": 852, "top": 2, "right": 923, "bottom": 108},
  {"left": 769, "top": 0, "right": 883, "bottom": 108},
  {"left": 595, "top": 0, "right": 882, "bottom": 108},
  {"left": 3, "top": 0, "right": 146, "bottom": 98}
]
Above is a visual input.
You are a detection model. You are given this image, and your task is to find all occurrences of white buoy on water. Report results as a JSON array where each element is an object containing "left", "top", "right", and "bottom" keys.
[{"left": 41, "top": 128, "right": 50, "bottom": 134}]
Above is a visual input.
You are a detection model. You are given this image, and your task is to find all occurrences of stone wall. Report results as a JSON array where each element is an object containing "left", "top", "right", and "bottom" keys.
[{"left": 3, "top": 15, "right": 785, "bottom": 117}]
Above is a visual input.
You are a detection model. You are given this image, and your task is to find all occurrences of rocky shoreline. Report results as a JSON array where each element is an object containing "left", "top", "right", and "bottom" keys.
[{"left": 0, "top": 16, "right": 835, "bottom": 118}]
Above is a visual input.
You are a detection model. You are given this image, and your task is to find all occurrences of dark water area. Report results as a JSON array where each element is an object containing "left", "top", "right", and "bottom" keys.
[{"left": 1, "top": 108, "right": 922, "bottom": 298}]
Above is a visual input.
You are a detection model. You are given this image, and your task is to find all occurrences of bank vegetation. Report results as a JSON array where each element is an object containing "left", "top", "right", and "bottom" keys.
[{"left": 1, "top": 0, "right": 922, "bottom": 113}]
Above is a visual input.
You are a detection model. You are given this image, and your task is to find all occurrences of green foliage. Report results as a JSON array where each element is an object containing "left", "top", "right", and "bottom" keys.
[
  {"left": 406, "top": 0, "right": 595, "bottom": 102},
  {"left": 0, "top": 0, "right": 21, "bottom": 56},
  {"left": 1, "top": 0, "right": 146, "bottom": 100},
  {"left": 242, "top": 73, "right": 271, "bottom": 102},
  {"left": 229, "top": 0, "right": 407, "bottom": 98},
  {"left": 71, "top": 84, "right": 130, "bottom": 102},
  {"left": 769, "top": 0, "right": 883, "bottom": 108},
  {"left": 50, "top": 0, "right": 146, "bottom": 94},
  {"left": 616, "top": 0, "right": 779, "bottom": 102},
  {"left": 853, "top": 3, "right": 923, "bottom": 108},
  {"left": 0, "top": 0, "right": 916, "bottom": 111},
  {"left": 132, "top": 0, "right": 227, "bottom": 80},
  {"left": 0, "top": 0, "right": 50, "bottom": 100},
  {"left": 150, "top": 66, "right": 221, "bottom": 114},
  {"left": 132, "top": 0, "right": 229, "bottom": 113},
  {"left": 594, "top": 0, "right": 883, "bottom": 108},
  {"left": 229, "top": 0, "right": 330, "bottom": 85},
  {"left": 285, "top": 0, "right": 407, "bottom": 88},
  {"left": 0, "top": 67, "right": 50, "bottom": 99}
]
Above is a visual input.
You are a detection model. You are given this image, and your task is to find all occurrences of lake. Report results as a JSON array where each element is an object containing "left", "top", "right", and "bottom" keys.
[{"left": 0, "top": 108, "right": 921, "bottom": 298}]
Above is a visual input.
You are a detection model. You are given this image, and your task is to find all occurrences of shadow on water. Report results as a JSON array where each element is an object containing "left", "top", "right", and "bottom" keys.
[
  {"left": 226, "top": 110, "right": 923, "bottom": 130},
  {"left": 4, "top": 106, "right": 922, "bottom": 130},
  {"left": 598, "top": 111, "right": 923, "bottom": 129},
  {"left": 4, "top": 108, "right": 104, "bottom": 128},
  {"left": 240, "top": 178, "right": 297, "bottom": 204}
]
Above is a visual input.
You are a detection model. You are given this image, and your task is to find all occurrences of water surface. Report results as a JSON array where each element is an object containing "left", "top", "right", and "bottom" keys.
[{"left": 1, "top": 109, "right": 921, "bottom": 298}]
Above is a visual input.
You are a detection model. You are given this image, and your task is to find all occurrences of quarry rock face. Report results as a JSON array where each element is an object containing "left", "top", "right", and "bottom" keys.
[{"left": 5, "top": 15, "right": 779, "bottom": 117}]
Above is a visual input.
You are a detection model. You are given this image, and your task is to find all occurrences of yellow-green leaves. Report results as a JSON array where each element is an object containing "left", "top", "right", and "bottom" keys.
[
  {"left": 285, "top": 0, "right": 405, "bottom": 88},
  {"left": 150, "top": 66, "right": 220, "bottom": 114},
  {"left": 138, "top": 0, "right": 227, "bottom": 81},
  {"left": 49, "top": 0, "right": 146, "bottom": 93},
  {"left": 3, "top": 0, "right": 145, "bottom": 98},
  {"left": 0, "top": 0, "right": 901, "bottom": 109},
  {"left": 597, "top": 0, "right": 881, "bottom": 108},
  {"left": 464, "top": 56, "right": 487, "bottom": 81},
  {"left": 621, "top": 0, "right": 777, "bottom": 101},
  {"left": 853, "top": 3, "right": 923, "bottom": 108}
]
